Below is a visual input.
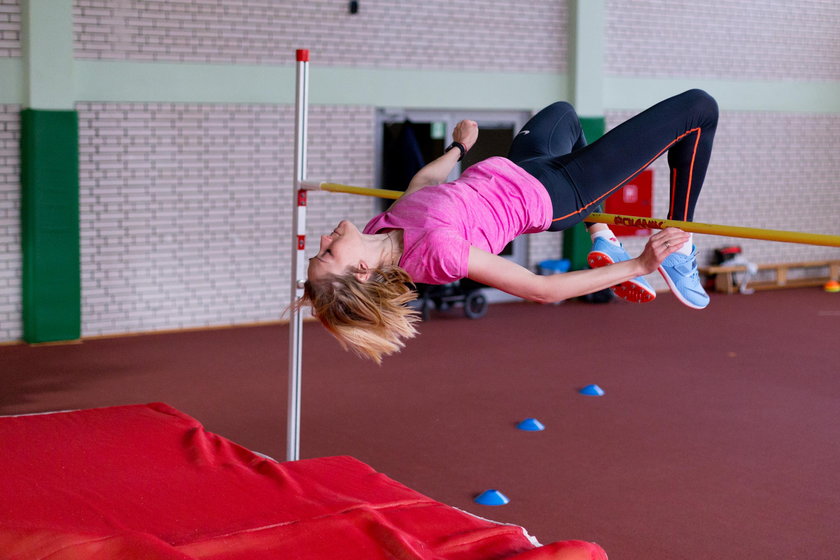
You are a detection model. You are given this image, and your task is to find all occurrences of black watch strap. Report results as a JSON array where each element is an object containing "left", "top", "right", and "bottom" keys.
[{"left": 445, "top": 141, "right": 467, "bottom": 161}]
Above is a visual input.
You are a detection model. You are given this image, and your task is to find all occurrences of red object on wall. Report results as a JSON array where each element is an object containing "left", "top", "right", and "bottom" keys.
[{"left": 605, "top": 169, "right": 653, "bottom": 237}]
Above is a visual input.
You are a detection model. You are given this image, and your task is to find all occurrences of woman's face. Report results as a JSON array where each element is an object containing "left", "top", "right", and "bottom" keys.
[{"left": 307, "top": 220, "right": 364, "bottom": 280}]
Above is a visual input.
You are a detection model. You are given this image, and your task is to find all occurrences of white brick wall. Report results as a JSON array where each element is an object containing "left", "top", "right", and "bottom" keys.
[
  {"left": 73, "top": 0, "right": 568, "bottom": 72},
  {"left": 77, "top": 102, "right": 376, "bottom": 336},
  {"left": 12, "top": 100, "right": 838, "bottom": 343},
  {"left": 606, "top": 0, "right": 840, "bottom": 80},
  {"left": 607, "top": 108, "right": 840, "bottom": 289},
  {"left": 2, "top": 0, "right": 837, "bottom": 341},
  {"left": 0, "top": 0, "right": 19, "bottom": 58},
  {"left": 0, "top": 105, "right": 20, "bottom": 341},
  {"left": 528, "top": 229, "right": 563, "bottom": 271}
]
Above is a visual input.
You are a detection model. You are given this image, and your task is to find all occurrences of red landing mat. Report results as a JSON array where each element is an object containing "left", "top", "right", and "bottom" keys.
[{"left": 0, "top": 403, "right": 605, "bottom": 560}]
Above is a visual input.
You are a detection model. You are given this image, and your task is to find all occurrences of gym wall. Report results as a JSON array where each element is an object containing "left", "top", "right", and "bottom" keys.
[
  {"left": 76, "top": 102, "right": 377, "bottom": 335},
  {"left": 604, "top": 0, "right": 840, "bottom": 274},
  {"left": 0, "top": 0, "right": 838, "bottom": 342}
]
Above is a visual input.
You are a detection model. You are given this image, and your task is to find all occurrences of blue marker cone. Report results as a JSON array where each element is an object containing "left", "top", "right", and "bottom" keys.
[
  {"left": 516, "top": 418, "right": 545, "bottom": 431},
  {"left": 579, "top": 384, "right": 605, "bottom": 396},
  {"left": 474, "top": 489, "right": 510, "bottom": 506}
]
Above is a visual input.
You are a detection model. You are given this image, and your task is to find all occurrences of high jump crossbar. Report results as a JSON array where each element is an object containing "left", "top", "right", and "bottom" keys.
[
  {"left": 289, "top": 49, "right": 840, "bottom": 461},
  {"left": 299, "top": 181, "right": 840, "bottom": 248}
]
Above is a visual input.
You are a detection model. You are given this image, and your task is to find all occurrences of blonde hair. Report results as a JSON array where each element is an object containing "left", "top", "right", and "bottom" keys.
[{"left": 296, "top": 265, "right": 420, "bottom": 364}]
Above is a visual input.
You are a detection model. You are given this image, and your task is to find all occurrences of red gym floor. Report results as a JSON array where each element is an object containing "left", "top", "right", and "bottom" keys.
[{"left": 3, "top": 288, "right": 840, "bottom": 559}]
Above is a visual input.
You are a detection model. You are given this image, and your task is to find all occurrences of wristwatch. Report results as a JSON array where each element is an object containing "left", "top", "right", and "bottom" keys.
[{"left": 445, "top": 141, "right": 467, "bottom": 161}]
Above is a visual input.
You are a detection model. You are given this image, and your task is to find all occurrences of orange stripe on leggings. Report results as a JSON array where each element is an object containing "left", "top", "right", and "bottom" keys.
[
  {"left": 682, "top": 128, "right": 701, "bottom": 221},
  {"left": 554, "top": 127, "right": 702, "bottom": 224}
]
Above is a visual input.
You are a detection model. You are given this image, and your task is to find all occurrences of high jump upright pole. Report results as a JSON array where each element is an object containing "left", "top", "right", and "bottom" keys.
[{"left": 288, "top": 49, "right": 309, "bottom": 461}]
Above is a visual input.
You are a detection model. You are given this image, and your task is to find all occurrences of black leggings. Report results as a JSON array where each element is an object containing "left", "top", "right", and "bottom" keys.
[{"left": 508, "top": 89, "right": 718, "bottom": 232}]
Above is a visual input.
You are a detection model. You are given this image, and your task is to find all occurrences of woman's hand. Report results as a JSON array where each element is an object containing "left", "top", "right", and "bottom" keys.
[
  {"left": 636, "top": 227, "right": 691, "bottom": 273},
  {"left": 452, "top": 120, "right": 479, "bottom": 151},
  {"left": 403, "top": 120, "right": 478, "bottom": 197}
]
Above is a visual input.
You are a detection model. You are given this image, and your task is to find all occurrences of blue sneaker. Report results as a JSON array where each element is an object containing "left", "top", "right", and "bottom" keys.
[
  {"left": 587, "top": 237, "right": 656, "bottom": 303},
  {"left": 658, "top": 246, "right": 709, "bottom": 309}
]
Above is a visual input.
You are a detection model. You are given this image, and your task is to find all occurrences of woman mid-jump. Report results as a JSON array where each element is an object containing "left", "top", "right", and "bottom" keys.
[{"left": 302, "top": 89, "right": 719, "bottom": 362}]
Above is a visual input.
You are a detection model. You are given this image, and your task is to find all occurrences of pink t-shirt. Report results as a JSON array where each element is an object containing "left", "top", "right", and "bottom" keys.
[{"left": 363, "top": 157, "right": 552, "bottom": 284}]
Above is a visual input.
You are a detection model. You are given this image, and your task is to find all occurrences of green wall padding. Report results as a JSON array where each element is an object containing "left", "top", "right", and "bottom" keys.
[
  {"left": 563, "top": 116, "right": 606, "bottom": 271},
  {"left": 20, "top": 109, "right": 81, "bottom": 343}
]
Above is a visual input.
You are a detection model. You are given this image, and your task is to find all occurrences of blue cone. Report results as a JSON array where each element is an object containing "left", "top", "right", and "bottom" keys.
[
  {"left": 516, "top": 418, "right": 545, "bottom": 431},
  {"left": 579, "top": 384, "right": 605, "bottom": 396},
  {"left": 474, "top": 489, "right": 510, "bottom": 506}
]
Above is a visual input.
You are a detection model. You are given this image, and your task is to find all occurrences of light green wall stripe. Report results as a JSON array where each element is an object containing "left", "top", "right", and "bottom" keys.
[
  {"left": 569, "top": 0, "right": 605, "bottom": 116},
  {"left": 310, "top": 67, "right": 566, "bottom": 111},
  {"left": 75, "top": 60, "right": 296, "bottom": 105},
  {"left": 4, "top": 58, "right": 840, "bottom": 112},
  {"left": 21, "top": 0, "right": 75, "bottom": 110},
  {"left": 606, "top": 77, "right": 840, "bottom": 113},
  {"left": 75, "top": 60, "right": 567, "bottom": 111}
]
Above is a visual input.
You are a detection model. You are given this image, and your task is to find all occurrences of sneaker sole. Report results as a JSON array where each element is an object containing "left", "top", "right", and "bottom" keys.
[
  {"left": 657, "top": 266, "right": 708, "bottom": 310},
  {"left": 588, "top": 251, "right": 656, "bottom": 303}
]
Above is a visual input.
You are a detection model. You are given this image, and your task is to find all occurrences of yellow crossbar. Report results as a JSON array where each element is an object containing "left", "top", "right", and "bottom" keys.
[
  {"left": 306, "top": 182, "right": 840, "bottom": 248},
  {"left": 317, "top": 183, "right": 403, "bottom": 200},
  {"left": 586, "top": 213, "right": 840, "bottom": 248}
]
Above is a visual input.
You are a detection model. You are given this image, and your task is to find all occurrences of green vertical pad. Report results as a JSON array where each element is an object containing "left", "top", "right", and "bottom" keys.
[
  {"left": 20, "top": 109, "right": 81, "bottom": 342},
  {"left": 563, "top": 116, "right": 606, "bottom": 270},
  {"left": 579, "top": 116, "right": 606, "bottom": 151}
]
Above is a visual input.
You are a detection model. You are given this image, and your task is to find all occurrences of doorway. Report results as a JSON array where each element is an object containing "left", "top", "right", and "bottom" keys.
[{"left": 376, "top": 109, "right": 531, "bottom": 303}]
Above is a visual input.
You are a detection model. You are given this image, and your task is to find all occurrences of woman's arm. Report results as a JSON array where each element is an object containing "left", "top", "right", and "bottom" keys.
[
  {"left": 467, "top": 228, "right": 690, "bottom": 303},
  {"left": 402, "top": 120, "right": 479, "bottom": 196}
]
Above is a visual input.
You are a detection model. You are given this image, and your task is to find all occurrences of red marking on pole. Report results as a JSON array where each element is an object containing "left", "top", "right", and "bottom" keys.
[
  {"left": 297, "top": 235, "right": 305, "bottom": 250},
  {"left": 296, "top": 49, "right": 309, "bottom": 62},
  {"left": 297, "top": 190, "right": 307, "bottom": 206}
]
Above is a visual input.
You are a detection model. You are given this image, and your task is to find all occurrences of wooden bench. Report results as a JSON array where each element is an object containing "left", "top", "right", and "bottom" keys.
[{"left": 700, "top": 260, "right": 840, "bottom": 294}]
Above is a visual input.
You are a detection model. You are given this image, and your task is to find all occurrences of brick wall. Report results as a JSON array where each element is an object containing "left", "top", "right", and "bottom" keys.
[
  {"left": 3, "top": 1, "right": 838, "bottom": 341},
  {"left": 603, "top": 0, "right": 840, "bottom": 288},
  {"left": 0, "top": 105, "right": 20, "bottom": 341},
  {"left": 77, "top": 102, "right": 375, "bottom": 336},
  {"left": 527, "top": 229, "right": 563, "bottom": 272},
  {"left": 605, "top": 0, "right": 840, "bottom": 80},
  {"left": 0, "top": 0, "right": 19, "bottom": 338},
  {"left": 73, "top": 0, "right": 568, "bottom": 72},
  {"left": 0, "top": 0, "right": 19, "bottom": 58}
]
